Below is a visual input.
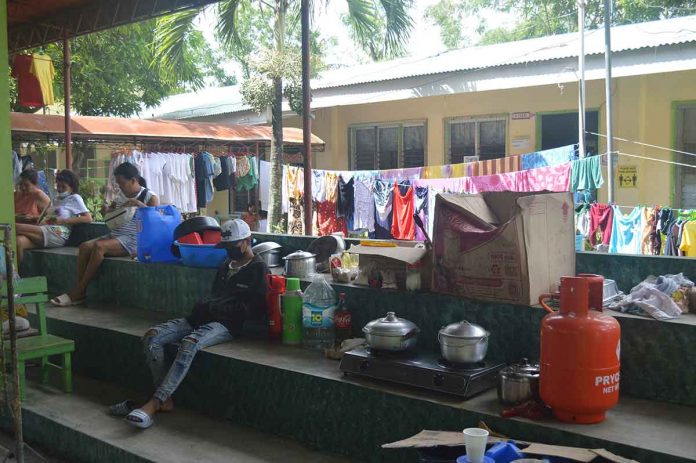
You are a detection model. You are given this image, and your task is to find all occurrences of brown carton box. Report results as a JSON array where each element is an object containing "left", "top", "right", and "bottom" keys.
[
  {"left": 349, "top": 242, "right": 431, "bottom": 291},
  {"left": 431, "top": 191, "right": 575, "bottom": 305}
]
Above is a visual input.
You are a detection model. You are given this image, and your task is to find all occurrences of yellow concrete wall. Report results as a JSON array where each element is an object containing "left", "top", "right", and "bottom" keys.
[{"left": 280, "top": 70, "right": 696, "bottom": 208}]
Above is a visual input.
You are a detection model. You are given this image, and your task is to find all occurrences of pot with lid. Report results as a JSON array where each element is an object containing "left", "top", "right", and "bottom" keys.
[
  {"left": 252, "top": 242, "right": 282, "bottom": 268},
  {"left": 497, "top": 358, "right": 540, "bottom": 405},
  {"left": 362, "top": 312, "right": 420, "bottom": 351},
  {"left": 283, "top": 250, "right": 316, "bottom": 278},
  {"left": 438, "top": 320, "right": 490, "bottom": 364}
]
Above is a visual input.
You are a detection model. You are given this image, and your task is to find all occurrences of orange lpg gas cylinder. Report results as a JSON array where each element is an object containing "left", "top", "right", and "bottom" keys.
[{"left": 539, "top": 275, "right": 621, "bottom": 424}]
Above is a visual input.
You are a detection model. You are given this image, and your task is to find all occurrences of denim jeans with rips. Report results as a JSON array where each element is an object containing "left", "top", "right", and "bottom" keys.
[{"left": 142, "top": 318, "right": 233, "bottom": 403}]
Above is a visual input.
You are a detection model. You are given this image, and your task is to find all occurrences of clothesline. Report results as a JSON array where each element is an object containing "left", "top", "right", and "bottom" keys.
[{"left": 588, "top": 131, "right": 696, "bottom": 158}]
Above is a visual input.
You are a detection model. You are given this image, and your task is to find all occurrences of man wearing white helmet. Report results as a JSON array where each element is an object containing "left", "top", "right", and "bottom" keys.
[{"left": 116, "top": 219, "right": 269, "bottom": 429}]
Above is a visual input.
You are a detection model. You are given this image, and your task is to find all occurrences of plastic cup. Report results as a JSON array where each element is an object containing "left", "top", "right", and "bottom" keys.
[{"left": 463, "top": 428, "right": 489, "bottom": 463}]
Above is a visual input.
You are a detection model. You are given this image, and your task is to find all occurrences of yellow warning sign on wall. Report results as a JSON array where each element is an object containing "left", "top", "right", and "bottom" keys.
[{"left": 618, "top": 165, "right": 638, "bottom": 188}]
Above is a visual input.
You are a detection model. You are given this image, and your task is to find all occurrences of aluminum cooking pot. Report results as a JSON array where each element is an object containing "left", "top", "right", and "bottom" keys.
[
  {"left": 497, "top": 358, "right": 540, "bottom": 405},
  {"left": 252, "top": 242, "right": 282, "bottom": 268},
  {"left": 438, "top": 320, "right": 490, "bottom": 364},
  {"left": 283, "top": 250, "right": 316, "bottom": 278},
  {"left": 362, "top": 312, "right": 420, "bottom": 351}
]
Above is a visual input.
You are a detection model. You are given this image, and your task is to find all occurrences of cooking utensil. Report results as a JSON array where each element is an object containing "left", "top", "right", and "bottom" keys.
[
  {"left": 308, "top": 235, "right": 346, "bottom": 273},
  {"left": 252, "top": 242, "right": 282, "bottom": 267},
  {"left": 497, "top": 358, "right": 540, "bottom": 405},
  {"left": 438, "top": 321, "right": 490, "bottom": 364},
  {"left": 362, "top": 311, "right": 420, "bottom": 351},
  {"left": 283, "top": 250, "right": 316, "bottom": 278}
]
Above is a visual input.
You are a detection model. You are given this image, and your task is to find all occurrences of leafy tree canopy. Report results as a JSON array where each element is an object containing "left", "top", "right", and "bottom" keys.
[{"left": 426, "top": 0, "right": 696, "bottom": 49}]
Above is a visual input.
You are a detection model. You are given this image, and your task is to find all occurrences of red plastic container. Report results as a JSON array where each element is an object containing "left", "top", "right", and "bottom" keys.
[
  {"left": 201, "top": 229, "right": 221, "bottom": 244},
  {"left": 539, "top": 275, "right": 621, "bottom": 424},
  {"left": 178, "top": 232, "right": 203, "bottom": 245},
  {"left": 266, "top": 275, "right": 286, "bottom": 340}
]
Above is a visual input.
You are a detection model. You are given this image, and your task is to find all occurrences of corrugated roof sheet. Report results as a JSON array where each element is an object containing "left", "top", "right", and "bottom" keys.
[
  {"left": 11, "top": 112, "right": 324, "bottom": 146},
  {"left": 147, "top": 16, "right": 696, "bottom": 120},
  {"left": 315, "top": 15, "right": 696, "bottom": 89}
]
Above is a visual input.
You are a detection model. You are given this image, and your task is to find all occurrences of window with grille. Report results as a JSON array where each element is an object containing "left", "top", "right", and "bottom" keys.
[
  {"left": 446, "top": 116, "right": 507, "bottom": 163},
  {"left": 350, "top": 122, "right": 426, "bottom": 170}
]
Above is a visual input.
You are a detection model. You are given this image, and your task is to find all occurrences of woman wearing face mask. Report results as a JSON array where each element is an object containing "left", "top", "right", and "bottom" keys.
[
  {"left": 112, "top": 219, "right": 269, "bottom": 429},
  {"left": 14, "top": 169, "right": 50, "bottom": 224},
  {"left": 51, "top": 162, "right": 158, "bottom": 307},
  {"left": 15, "top": 169, "right": 92, "bottom": 263}
]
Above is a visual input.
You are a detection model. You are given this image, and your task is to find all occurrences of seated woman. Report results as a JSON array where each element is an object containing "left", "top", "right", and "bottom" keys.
[
  {"left": 14, "top": 169, "right": 50, "bottom": 224},
  {"left": 15, "top": 170, "right": 92, "bottom": 263},
  {"left": 51, "top": 162, "right": 158, "bottom": 307}
]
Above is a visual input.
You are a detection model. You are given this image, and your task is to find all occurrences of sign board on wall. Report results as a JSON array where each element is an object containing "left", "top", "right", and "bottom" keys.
[
  {"left": 512, "top": 136, "right": 531, "bottom": 151},
  {"left": 511, "top": 112, "right": 533, "bottom": 120},
  {"left": 618, "top": 165, "right": 638, "bottom": 188}
]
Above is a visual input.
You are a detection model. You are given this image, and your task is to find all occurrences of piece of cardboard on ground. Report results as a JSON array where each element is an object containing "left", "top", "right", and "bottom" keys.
[
  {"left": 382, "top": 430, "right": 637, "bottom": 463},
  {"left": 431, "top": 191, "right": 575, "bottom": 306}
]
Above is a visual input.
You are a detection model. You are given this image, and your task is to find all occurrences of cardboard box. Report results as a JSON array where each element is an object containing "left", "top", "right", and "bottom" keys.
[
  {"left": 432, "top": 191, "right": 575, "bottom": 306},
  {"left": 348, "top": 242, "right": 430, "bottom": 291},
  {"left": 382, "top": 430, "right": 637, "bottom": 463}
]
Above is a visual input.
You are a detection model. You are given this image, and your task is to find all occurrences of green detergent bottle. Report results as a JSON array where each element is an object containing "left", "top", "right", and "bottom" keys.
[{"left": 281, "top": 278, "right": 303, "bottom": 345}]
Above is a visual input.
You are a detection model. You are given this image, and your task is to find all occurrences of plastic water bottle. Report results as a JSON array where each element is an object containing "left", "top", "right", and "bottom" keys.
[{"left": 302, "top": 277, "right": 337, "bottom": 350}]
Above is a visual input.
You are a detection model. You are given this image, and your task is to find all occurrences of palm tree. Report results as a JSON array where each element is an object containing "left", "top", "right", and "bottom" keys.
[{"left": 154, "top": 0, "right": 414, "bottom": 230}]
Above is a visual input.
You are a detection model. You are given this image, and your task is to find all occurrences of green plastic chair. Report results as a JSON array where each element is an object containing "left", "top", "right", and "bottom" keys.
[{"left": 1, "top": 276, "right": 75, "bottom": 400}]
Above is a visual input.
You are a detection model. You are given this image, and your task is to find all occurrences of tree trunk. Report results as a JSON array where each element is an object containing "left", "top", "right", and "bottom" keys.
[
  {"left": 267, "top": 0, "right": 287, "bottom": 231},
  {"left": 268, "top": 79, "right": 284, "bottom": 230}
]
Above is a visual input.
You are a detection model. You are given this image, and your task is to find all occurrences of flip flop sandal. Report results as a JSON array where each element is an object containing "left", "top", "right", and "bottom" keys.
[
  {"left": 109, "top": 400, "right": 136, "bottom": 417},
  {"left": 124, "top": 409, "right": 154, "bottom": 429},
  {"left": 50, "top": 294, "right": 85, "bottom": 307}
]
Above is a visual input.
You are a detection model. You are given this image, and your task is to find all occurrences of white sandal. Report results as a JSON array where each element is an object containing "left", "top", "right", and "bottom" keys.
[
  {"left": 124, "top": 409, "right": 154, "bottom": 429},
  {"left": 50, "top": 294, "right": 85, "bottom": 307}
]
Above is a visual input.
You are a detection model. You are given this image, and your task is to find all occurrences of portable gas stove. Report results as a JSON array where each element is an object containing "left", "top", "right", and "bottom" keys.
[{"left": 339, "top": 347, "right": 504, "bottom": 399}]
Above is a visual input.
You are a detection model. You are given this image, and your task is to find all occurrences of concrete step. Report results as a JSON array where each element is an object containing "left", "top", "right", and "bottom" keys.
[
  {"left": 11, "top": 375, "right": 351, "bottom": 463},
  {"left": 32, "top": 303, "right": 696, "bottom": 463}
]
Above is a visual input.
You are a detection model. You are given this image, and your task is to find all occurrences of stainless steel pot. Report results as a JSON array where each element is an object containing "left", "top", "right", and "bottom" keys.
[
  {"left": 283, "top": 250, "right": 316, "bottom": 278},
  {"left": 252, "top": 242, "right": 282, "bottom": 268},
  {"left": 438, "top": 320, "right": 490, "bottom": 364},
  {"left": 497, "top": 358, "right": 540, "bottom": 405},
  {"left": 362, "top": 312, "right": 420, "bottom": 351}
]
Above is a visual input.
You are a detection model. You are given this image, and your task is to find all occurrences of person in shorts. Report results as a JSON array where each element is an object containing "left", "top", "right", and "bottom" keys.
[
  {"left": 51, "top": 163, "right": 158, "bottom": 306},
  {"left": 15, "top": 170, "right": 92, "bottom": 263}
]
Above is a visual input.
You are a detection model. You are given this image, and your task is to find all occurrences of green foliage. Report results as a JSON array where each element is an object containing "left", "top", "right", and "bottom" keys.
[
  {"left": 424, "top": 0, "right": 468, "bottom": 49},
  {"left": 427, "top": 0, "right": 696, "bottom": 47},
  {"left": 11, "top": 20, "right": 234, "bottom": 117},
  {"left": 240, "top": 47, "right": 304, "bottom": 114},
  {"left": 79, "top": 179, "right": 106, "bottom": 222}
]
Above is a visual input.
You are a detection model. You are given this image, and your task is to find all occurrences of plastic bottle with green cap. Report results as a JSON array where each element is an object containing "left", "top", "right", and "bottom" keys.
[{"left": 281, "top": 278, "right": 303, "bottom": 345}]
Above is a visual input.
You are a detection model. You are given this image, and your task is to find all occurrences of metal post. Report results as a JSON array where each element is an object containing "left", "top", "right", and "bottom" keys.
[
  {"left": 577, "top": 0, "right": 586, "bottom": 158},
  {"left": 301, "top": 0, "right": 313, "bottom": 236},
  {"left": 63, "top": 35, "right": 72, "bottom": 170},
  {"left": 604, "top": 0, "right": 615, "bottom": 203},
  {"left": 2, "top": 225, "right": 24, "bottom": 463}
]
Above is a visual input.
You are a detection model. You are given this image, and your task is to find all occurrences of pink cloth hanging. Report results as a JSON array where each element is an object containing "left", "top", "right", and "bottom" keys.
[{"left": 517, "top": 162, "right": 572, "bottom": 192}]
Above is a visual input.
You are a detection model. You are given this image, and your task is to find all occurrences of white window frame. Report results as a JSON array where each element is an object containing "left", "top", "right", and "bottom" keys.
[
  {"left": 445, "top": 115, "right": 508, "bottom": 163},
  {"left": 349, "top": 120, "right": 427, "bottom": 170}
]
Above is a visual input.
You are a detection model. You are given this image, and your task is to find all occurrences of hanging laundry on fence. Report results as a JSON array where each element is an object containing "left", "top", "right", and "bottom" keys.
[
  {"left": 570, "top": 155, "right": 604, "bottom": 191},
  {"left": 391, "top": 183, "right": 415, "bottom": 240},
  {"left": 520, "top": 145, "right": 576, "bottom": 170},
  {"left": 610, "top": 206, "right": 645, "bottom": 254}
]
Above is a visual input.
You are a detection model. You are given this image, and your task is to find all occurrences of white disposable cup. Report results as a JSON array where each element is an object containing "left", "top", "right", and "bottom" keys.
[{"left": 463, "top": 427, "right": 489, "bottom": 463}]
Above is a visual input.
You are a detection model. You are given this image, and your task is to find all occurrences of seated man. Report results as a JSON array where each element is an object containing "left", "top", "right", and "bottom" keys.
[{"left": 117, "top": 219, "right": 268, "bottom": 429}]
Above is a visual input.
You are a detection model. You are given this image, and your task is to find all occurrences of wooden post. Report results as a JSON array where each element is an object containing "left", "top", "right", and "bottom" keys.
[{"left": 301, "top": 0, "right": 313, "bottom": 235}]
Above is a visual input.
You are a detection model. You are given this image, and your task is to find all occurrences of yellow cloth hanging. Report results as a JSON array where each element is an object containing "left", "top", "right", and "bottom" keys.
[{"left": 30, "top": 54, "right": 55, "bottom": 106}]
